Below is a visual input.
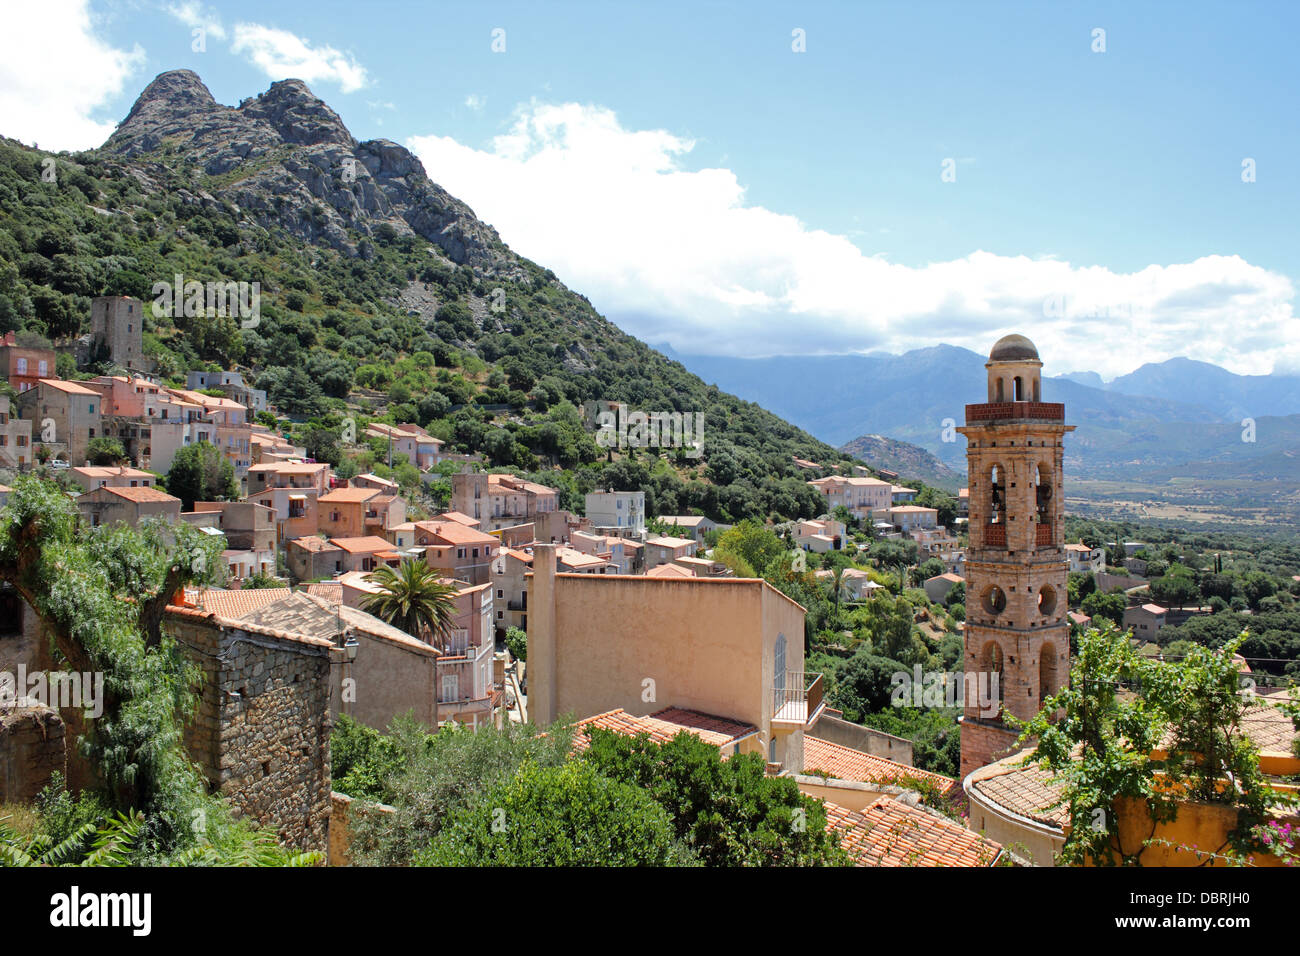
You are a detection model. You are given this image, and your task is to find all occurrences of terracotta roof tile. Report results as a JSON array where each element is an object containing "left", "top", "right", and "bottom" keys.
[
  {"left": 571, "top": 707, "right": 756, "bottom": 752},
  {"left": 825, "top": 797, "right": 1001, "bottom": 867},
  {"left": 803, "top": 735, "right": 958, "bottom": 796}
]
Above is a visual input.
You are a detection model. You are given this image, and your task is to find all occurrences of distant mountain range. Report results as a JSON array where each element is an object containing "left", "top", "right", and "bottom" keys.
[
  {"left": 836, "top": 434, "right": 963, "bottom": 491},
  {"left": 664, "top": 344, "right": 1300, "bottom": 481}
]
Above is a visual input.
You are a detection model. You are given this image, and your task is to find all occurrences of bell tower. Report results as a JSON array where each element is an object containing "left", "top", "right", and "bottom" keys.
[{"left": 958, "top": 334, "right": 1075, "bottom": 780}]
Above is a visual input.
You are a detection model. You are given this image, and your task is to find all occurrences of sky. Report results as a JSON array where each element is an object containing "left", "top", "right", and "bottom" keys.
[{"left": 2, "top": 0, "right": 1298, "bottom": 378}]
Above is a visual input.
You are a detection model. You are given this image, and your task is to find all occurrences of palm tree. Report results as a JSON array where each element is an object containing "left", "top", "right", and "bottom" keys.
[{"left": 360, "top": 559, "right": 459, "bottom": 645}]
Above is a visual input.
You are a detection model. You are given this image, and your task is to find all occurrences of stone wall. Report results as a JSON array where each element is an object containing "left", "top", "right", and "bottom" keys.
[
  {"left": 0, "top": 705, "right": 66, "bottom": 803},
  {"left": 167, "top": 606, "right": 337, "bottom": 853},
  {"left": 328, "top": 790, "right": 395, "bottom": 866},
  {"left": 809, "top": 712, "right": 913, "bottom": 766}
]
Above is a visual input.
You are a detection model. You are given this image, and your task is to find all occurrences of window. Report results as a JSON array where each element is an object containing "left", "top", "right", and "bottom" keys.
[
  {"left": 441, "top": 674, "right": 459, "bottom": 701},
  {"left": 496, "top": 589, "right": 503, "bottom": 599},
  {"left": 37, "top": 360, "right": 47, "bottom": 377},
  {"left": 15, "top": 358, "right": 25, "bottom": 375}
]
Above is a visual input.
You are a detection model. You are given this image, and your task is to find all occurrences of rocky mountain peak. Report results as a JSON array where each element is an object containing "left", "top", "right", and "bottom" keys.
[
  {"left": 238, "top": 78, "right": 355, "bottom": 149},
  {"left": 107, "top": 69, "right": 222, "bottom": 153},
  {"left": 99, "top": 70, "right": 515, "bottom": 274}
]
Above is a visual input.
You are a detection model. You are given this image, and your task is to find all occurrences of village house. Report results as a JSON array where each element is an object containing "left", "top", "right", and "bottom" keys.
[
  {"left": 891, "top": 485, "right": 918, "bottom": 504},
  {"left": 1123, "top": 602, "right": 1169, "bottom": 641},
  {"left": 807, "top": 475, "right": 893, "bottom": 519},
  {"left": 1065, "top": 542, "right": 1106, "bottom": 574},
  {"left": 657, "top": 514, "right": 718, "bottom": 543},
  {"left": 412, "top": 518, "right": 500, "bottom": 585},
  {"left": 248, "top": 484, "right": 320, "bottom": 543},
  {"left": 245, "top": 461, "right": 331, "bottom": 496},
  {"left": 249, "top": 430, "right": 306, "bottom": 465},
  {"left": 328, "top": 536, "right": 401, "bottom": 575},
  {"left": 450, "top": 472, "right": 559, "bottom": 531},
  {"left": 18, "top": 378, "right": 102, "bottom": 465},
  {"left": 583, "top": 489, "right": 645, "bottom": 536},
  {"left": 364, "top": 422, "right": 444, "bottom": 470},
  {"left": 923, "top": 572, "right": 964, "bottom": 604},
  {"left": 337, "top": 570, "right": 498, "bottom": 729},
  {"left": 884, "top": 505, "right": 939, "bottom": 534},
  {"left": 527, "top": 544, "right": 819, "bottom": 774},
  {"left": 643, "top": 534, "right": 699, "bottom": 570},
  {"left": 317, "top": 486, "right": 382, "bottom": 539},
  {"left": 794, "top": 518, "right": 844, "bottom": 553},
  {"left": 0, "top": 396, "right": 32, "bottom": 470},
  {"left": 70, "top": 464, "right": 156, "bottom": 492},
  {"left": 77, "top": 485, "right": 182, "bottom": 528},
  {"left": 490, "top": 546, "right": 533, "bottom": 640},
  {"left": 0, "top": 331, "right": 56, "bottom": 393},
  {"left": 570, "top": 530, "right": 635, "bottom": 574},
  {"left": 185, "top": 370, "right": 268, "bottom": 414},
  {"left": 287, "top": 536, "right": 345, "bottom": 582}
]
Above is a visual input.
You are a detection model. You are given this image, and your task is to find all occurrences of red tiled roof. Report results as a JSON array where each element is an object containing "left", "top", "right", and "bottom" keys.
[
  {"left": 803, "top": 735, "right": 958, "bottom": 796},
  {"left": 318, "top": 487, "right": 379, "bottom": 503},
  {"left": 825, "top": 797, "right": 1001, "bottom": 867},
  {"left": 101, "top": 486, "right": 180, "bottom": 504},
  {"left": 185, "top": 587, "right": 293, "bottom": 619},
  {"left": 331, "top": 535, "right": 394, "bottom": 554},
  {"left": 571, "top": 708, "right": 756, "bottom": 752}
]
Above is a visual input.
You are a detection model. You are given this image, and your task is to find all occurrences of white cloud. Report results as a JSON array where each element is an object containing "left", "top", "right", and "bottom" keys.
[
  {"left": 231, "top": 22, "right": 368, "bottom": 93},
  {"left": 408, "top": 102, "right": 1298, "bottom": 378},
  {"left": 0, "top": 0, "right": 144, "bottom": 151},
  {"left": 164, "top": 0, "right": 227, "bottom": 40},
  {"left": 464, "top": 94, "right": 484, "bottom": 111}
]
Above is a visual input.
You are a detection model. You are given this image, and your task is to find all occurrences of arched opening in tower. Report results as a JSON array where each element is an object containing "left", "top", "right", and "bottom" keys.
[
  {"left": 978, "top": 641, "right": 1005, "bottom": 716},
  {"left": 1034, "top": 463, "right": 1052, "bottom": 546},
  {"left": 989, "top": 464, "right": 1003, "bottom": 523}
]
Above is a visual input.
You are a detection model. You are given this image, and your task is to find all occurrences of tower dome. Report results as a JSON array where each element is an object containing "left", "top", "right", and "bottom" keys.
[{"left": 989, "top": 334, "right": 1039, "bottom": 363}]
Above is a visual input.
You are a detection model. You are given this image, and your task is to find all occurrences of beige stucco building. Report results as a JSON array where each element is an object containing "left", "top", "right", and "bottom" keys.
[{"left": 526, "top": 545, "right": 820, "bottom": 773}]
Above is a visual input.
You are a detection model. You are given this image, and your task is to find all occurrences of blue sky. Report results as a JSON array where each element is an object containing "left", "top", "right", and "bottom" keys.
[{"left": 5, "top": 0, "right": 1299, "bottom": 376}]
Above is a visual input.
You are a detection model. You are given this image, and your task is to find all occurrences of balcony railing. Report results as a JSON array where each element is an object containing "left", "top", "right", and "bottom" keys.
[
  {"left": 984, "top": 523, "right": 1006, "bottom": 547},
  {"left": 1036, "top": 523, "right": 1053, "bottom": 546},
  {"left": 770, "top": 671, "right": 824, "bottom": 728},
  {"left": 965, "top": 401, "right": 1065, "bottom": 422}
]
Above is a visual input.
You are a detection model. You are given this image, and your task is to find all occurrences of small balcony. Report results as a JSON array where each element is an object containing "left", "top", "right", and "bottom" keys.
[
  {"left": 769, "top": 671, "right": 825, "bottom": 734},
  {"left": 984, "top": 523, "right": 1006, "bottom": 547},
  {"left": 965, "top": 401, "right": 1065, "bottom": 423},
  {"left": 1036, "top": 523, "right": 1053, "bottom": 547}
]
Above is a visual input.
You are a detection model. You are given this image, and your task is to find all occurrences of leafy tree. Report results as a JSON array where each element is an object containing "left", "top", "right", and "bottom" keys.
[
  {"left": 505, "top": 626, "right": 526, "bottom": 662},
  {"left": 1020, "top": 626, "right": 1287, "bottom": 866},
  {"left": 360, "top": 559, "right": 459, "bottom": 643},
  {"left": 714, "top": 519, "right": 786, "bottom": 576},
  {"left": 581, "top": 727, "right": 848, "bottom": 866},
  {"left": 1081, "top": 588, "right": 1127, "bottom": 627},
  {"left": 164, "top": 440, "right": 238, "bottom": 509},
  {"left": 0, "top": 477, "right": 233, "bottom": 854},
  {"left": 345, "top": 717, "right": 575, "bottom": 865},
  {"left": 85, "top": 436, "right": 126, "bottom": 466},
  {"left": 829, "top": 648, "right": 910, "bottom": 720},
  {"left": 417, "top": 760, "right": 683, "bottom": 866}
]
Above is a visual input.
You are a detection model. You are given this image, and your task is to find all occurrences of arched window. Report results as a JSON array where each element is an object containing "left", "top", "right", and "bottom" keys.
[
  {"left": 1034, "top": 463, "right": 1052, "bottom": 525},
  {"left": 989, "top": 465, "right": 1004, "bottom": 523},
  {"left": 1013, "top": 375, "right": 1024, "bottom": 401},
  {"left": 995, "top": 377, "right": 1005, "bottom": 401},
  {"left": 1039, "top": 642, "right": 1059, "bottom": 702},
  {"left": 1038, "top": 584, "right": 1057, "bottom": 617},
  {"left": 979, "top": 641, "right": 1005, "bottom": 713}
]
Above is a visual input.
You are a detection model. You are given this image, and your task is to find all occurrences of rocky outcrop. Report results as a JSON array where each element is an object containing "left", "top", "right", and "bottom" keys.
[{"left": 101, "top": 70, "right": 514, "bottom": 272}]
